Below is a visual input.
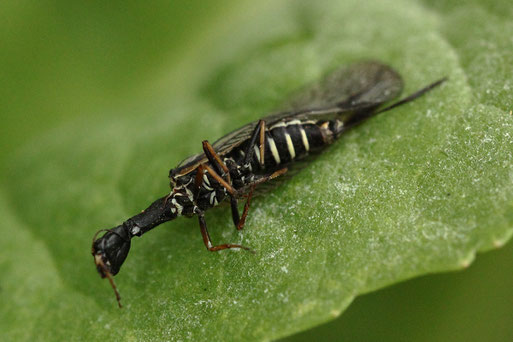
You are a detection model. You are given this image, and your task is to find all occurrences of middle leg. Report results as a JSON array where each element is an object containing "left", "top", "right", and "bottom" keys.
[
  {"left": 232, "top": 167, "right": 288, "bottom": 231},
  {"left": 229, "top": 120, "right": 267, "bottom": 228},
  {"left": 198, "top": 211, "right": 254, "bottom": 253}
]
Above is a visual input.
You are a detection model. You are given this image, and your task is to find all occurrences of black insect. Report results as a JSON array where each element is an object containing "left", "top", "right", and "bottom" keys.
[{"left": 92, "top": 61, "right": 446, "bottom": 307}]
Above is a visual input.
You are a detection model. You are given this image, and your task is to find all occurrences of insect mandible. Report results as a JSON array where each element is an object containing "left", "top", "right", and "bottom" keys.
[{"left": 92, "top": 61, "right": 446, "bottom": 307}]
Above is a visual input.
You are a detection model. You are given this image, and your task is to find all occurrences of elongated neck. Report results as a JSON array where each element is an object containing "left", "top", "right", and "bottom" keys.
[{"left": 125, "top": 195, "right": 177, "bottom": 237}]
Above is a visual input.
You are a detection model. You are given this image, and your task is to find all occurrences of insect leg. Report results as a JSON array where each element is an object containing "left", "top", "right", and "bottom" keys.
[
  {"left": 228, "top": 120, "right": 267, "bottom": 227},
  {"left": 202, "top": 140, "right": 231, "bottom": 183},
  {"left": 193, "top": 164, "right": 207, "bottom": 201},
  {"left": 233, "top": 167, "right": 288, "bottom": 230},
  {"left": 193, "top": 160, "right": 243, "bottom": 229},
  {"left": 243, "top": 120, "right": 266, "bottom": 166},
  {"left": 201, "top": 139, "right": 246, "bottom": 228},
  {"left": 193, "top": 163, "right": 237, "bottom": 202},
  {"left": 235, "top": 185, "right": 255, "bottom": 230},
  {"left": 230, "top": 196, "right": 241, "bottom": 227},
  {"left": 202, "top": 164, "right": 236, "bottom": 196},
  {"left": 244, "top": 167, "right": 288, "bottom": 188},
  {"left": 198, "top": 212, "right": 254, "bottom": 252},
  {"left": 229, "top": 182, "right": 255, "bottom": 230},
  {"left": 258, "top": 120, "right": 266, "bottom": 167}
]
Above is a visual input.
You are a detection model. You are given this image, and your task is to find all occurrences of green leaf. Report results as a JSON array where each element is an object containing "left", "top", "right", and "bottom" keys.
[{"left": 1, "top": 0, "right": 512, "bottom": 341}]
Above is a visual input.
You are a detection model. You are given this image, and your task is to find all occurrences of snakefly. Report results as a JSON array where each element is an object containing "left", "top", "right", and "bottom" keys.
[{"left": 92, "top": 61, "right": 446, "bottom": 307}]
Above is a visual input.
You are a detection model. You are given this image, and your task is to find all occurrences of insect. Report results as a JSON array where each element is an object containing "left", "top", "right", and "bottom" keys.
[{"left": 92, "top": 61, "right": 446, "bottom": 307}]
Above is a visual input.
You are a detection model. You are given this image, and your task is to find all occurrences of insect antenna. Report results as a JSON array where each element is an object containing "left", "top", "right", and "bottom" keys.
[
  {"left": 375, "top": 77, "right": 448, "bottom": 115},
  {"left": 105, "top": 269, "right": 122, "bottom": 308},
  {"left": 95, "top": 255, "right": 122, "bottom": 308}
]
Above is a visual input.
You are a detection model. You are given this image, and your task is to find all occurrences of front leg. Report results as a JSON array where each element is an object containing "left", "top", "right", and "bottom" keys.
[
  {"left": 202, "top": 140, "right": 231, "bottom": 183},
  {"left": 201, "top": 139, "right": 249, "bottom": 229}
]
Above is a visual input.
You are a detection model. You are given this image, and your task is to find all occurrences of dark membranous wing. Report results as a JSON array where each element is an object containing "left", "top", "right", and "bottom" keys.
[
  {"left": 282, "top": 60, "right": 403, "bottom": 111},
  {"left": 213, "top": 61, "right": 402, "bottom": 152},
  {"left": 175, "top": 61, "right": 402, "bottom": 175}
]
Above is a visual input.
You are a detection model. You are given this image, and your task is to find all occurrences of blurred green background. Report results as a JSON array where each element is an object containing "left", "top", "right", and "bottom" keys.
[
  {"left": 1, "top": 1, "right": 512, "bottom": 341},
  {"left": 0, "top": 0, "right": 233, "bottom": 161}
]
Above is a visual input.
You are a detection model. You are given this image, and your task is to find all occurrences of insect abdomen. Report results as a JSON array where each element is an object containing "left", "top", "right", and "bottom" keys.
[{"left": 253, "top": 118, "right": 343, "bottom": 169}]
